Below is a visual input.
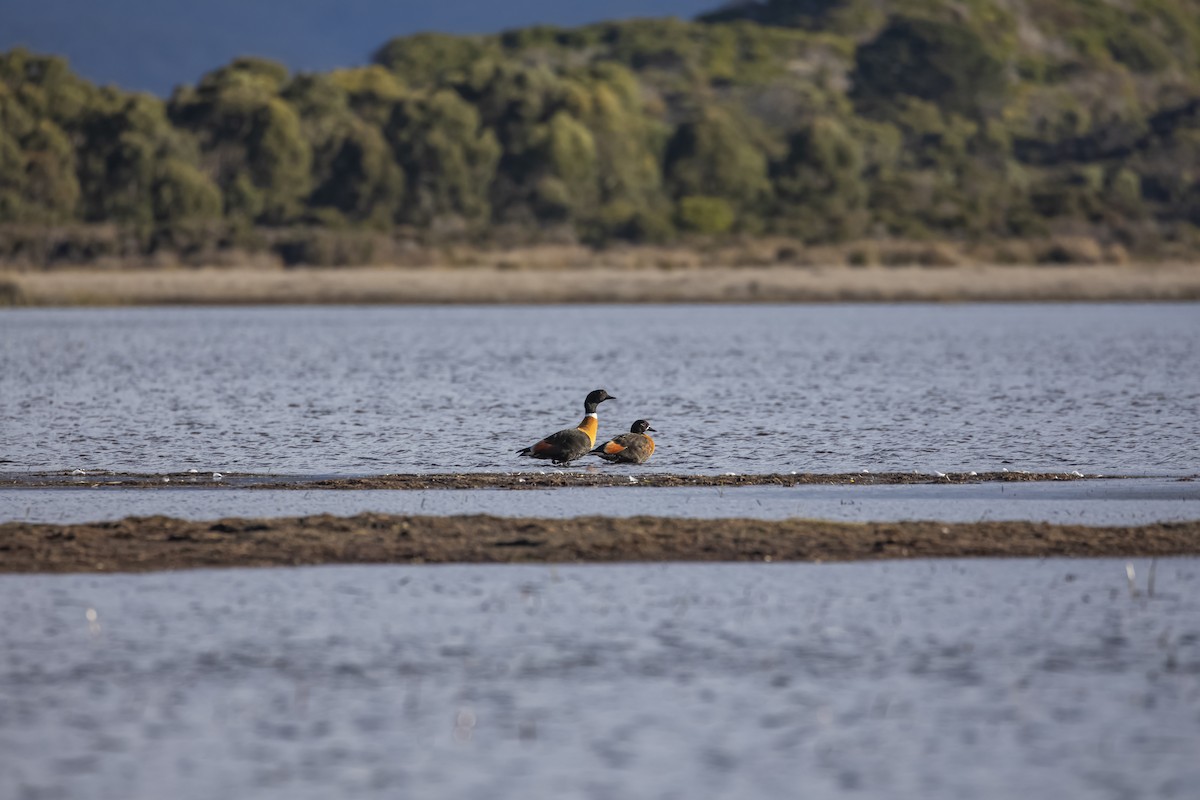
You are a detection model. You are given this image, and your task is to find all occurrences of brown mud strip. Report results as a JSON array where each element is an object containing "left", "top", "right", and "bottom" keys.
[
  {"left": 2, "top": 514, "right": 1197, "bottom": 573},
  {"left": 4, "top": 470, "right": 1112, "bottom": 490}
]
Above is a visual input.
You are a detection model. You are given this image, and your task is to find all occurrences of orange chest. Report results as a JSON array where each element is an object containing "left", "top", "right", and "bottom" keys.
[{"left": 576, "top": 415, "right": 598, "bottom": 445}]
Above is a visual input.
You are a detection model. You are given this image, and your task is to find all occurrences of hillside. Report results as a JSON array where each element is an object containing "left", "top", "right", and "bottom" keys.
[
  {"left": 0, "top": 1, "right": 716, "bottom": 96},
  {"left": 3, "top": 0, "right": 1200, "bottom": 266}
]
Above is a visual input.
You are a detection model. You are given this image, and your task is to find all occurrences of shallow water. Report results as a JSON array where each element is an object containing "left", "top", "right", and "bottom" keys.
[
  {"left": 3, "top": 478, "right": 1199, "bottom": 525},
  {"left": 2, "top": 304, "right": 1198, "bottom": 476},
  {"left": 1, "top": 559, "right": 1197, "bottom": 799}
]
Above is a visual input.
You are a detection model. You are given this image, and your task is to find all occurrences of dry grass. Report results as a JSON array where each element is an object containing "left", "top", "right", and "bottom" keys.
[{"left": 3, "top": 261, "right": 1199, "bottom": 305}]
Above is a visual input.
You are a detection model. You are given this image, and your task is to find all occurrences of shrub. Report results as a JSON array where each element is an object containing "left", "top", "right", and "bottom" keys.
[
  {"left": 0, "top": 276, "right": 23, "bottom": 304},
  {"left": 676, "top": 195, "right": 736, "bottom": 234},
  {"left": 852, "top": 14, "right": 1012, "bottom": 120}
]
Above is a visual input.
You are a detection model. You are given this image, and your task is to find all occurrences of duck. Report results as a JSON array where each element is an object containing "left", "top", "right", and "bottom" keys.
[
  {"left": 516, "top": 389, "right": 616, "bottom": 465},
  {"left": 591, "top": 419, "right": 656, "bottom": 464}
]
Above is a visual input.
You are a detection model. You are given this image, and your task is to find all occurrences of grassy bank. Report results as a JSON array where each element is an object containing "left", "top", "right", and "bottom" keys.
[{"left": 4, "top": 262, "right": 1200, "bottom": 306}]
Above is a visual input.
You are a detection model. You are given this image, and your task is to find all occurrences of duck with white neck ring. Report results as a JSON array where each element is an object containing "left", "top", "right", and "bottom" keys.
[{"left": 516, "top": 389, "right": 616, "bottom": 465}]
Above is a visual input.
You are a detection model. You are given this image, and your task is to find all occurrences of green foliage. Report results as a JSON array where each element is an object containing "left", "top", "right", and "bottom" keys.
[
  {"left": 536, "top": 111, "right": 600, "bottom": 218},
  {"left": 20, "top": 120, "right": 80, "bottom": 221},
  {"left": 665, "top": 106, "right": 771, "bottom": 211},
  {"left": 852, "top": 13, "right": 1013, "bottom": 120},
  {"left": 310, "top": 119, "right": 404, "bottom": 224},
  {"left": 582, "top": 199, "right": 675, "bottom": 243},
  {"left": 169, "top": 58, "right": 312, "bottom": 223},
  {"left": 1, "top": 50, "right": 96, "bottom": 222},
  {"left": 152, "top": 159, "right": 223, "bottom": 223},
  {"left": 0, "top": 130, "right": 27, "bottom": 220},
  {"left": 386, "top": 89, "right": 501, "bottom": 226},
  {"left": 676, "top": 195, "right": 736, "bottom": 233},
  {"left": 1107, "top": 26, "right": 1174, "bottom": 73},
  {"left": 0, "top": 84, "right": 37, "bottom": 140},
  {"left": 0, "top": 49, "right": 98, "bottom": 127},
  {"left": 6, "top": 0, "right": 1200, "bottom": 259},
  {"left": 284, "top": 74, "right": 405, "bottom": 223},
  {"left": 75, "top": 94, "right": 215, "bottom": 225},
  {"left": 1022, "top": 0, "right": 1200, "bottom": 75},
  {"left": 573, "top": 67, "right": 668, "bottom": 216},
  {"left": 451, "top": 61, "right": 581, "bottom": 222},
  {"left": 328, "top": 66, "right": 407, "bottom": 126},
  {"left": 773, "top": 117, "right": 867, "bottom": 241},
  {"left": 702, "top": 0, "right": 884, "bottom": 35},
  {"left": 246, "top": 98, "right": 312, "bottom": 222},
  {"left": 373, "top": 34, "right": 497, "bottom": 88},
  {"left": 224, "top": 174, "right": 264, "bottom": 220}
]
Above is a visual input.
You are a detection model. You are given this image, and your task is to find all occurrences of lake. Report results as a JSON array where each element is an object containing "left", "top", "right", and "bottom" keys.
[
  {"left": 1, "top": 304, "right": 1198, "bottom": 477},
  {"left": 2, "top": 558, "right": 1197, "bottom": 799},
  {"left": 4, "top": 478, "right": 1200, "bottom": 526},
  {"left": 3, "top": 303, "right": 1199, "bottom": 799}
]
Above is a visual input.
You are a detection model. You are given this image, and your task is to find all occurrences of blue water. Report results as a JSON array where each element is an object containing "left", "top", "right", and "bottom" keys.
[
  {"left": 1, "top": 304, "right": 1198, "bottom": 475},
  {"left": 4, "top": 303, "right": 1199, "bottom": 800},
  {"left": 3, "top": 478, "right": 1199, "bottom": 525},
  {"left": 2, "top": 558, "right": 1197, "bottom": 799}
]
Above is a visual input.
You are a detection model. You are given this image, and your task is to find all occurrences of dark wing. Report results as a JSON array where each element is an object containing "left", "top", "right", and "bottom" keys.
[
  {"left": 542, "top": 427, "right": 589, "bottom": 449},
  {"left": 521, "top": 427, "right": 591, "bottom": 461}
]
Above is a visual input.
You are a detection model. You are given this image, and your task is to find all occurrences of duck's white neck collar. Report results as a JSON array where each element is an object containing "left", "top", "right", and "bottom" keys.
[{"left": 585, "top": 412, "right": 598, "bottom": 419}]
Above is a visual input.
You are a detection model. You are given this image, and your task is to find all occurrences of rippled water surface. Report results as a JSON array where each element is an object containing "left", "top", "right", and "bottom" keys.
[
  {"left": 2, "top": 304, "right": 1198, "bottom": 475},
  {"left": 2, "top": 559, "right": 1197, "bottom": 799},
  {"left": 4, "top": 479, "right": 1200, "bottom": 525}
]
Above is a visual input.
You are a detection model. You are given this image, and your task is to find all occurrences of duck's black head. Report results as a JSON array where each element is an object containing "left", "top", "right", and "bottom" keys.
[
  {"left": 631, "top": 419, "right": 656, "bottom": 434},
  {"left": 584, "top": 389, "right": 615, "bottom": 413}
]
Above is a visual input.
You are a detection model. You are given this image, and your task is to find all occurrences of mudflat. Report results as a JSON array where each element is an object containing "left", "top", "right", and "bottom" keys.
[
  {"left": 3, "top": 470, "right": 1097, "bottom": 490},
  {"left": 3, "top": 514, "right": 1197, "bottom": 573},
  {"left": 4, "top": 263, "right": 1200, "bottom": 305}
]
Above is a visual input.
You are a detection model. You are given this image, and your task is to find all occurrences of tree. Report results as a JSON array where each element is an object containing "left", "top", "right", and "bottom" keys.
[
  {"left": 453, "top": 62, "right": 575, "bottom": 222},
  {"left": 373, "top": 33, "right": 496, "bottom": 88},
  {"left": 665, "top": 106, "right": 771, "bottom": 211},
  {"left": 536, "top": 110, "right": 599, "bottom": 219},
  {"left": 152, "top": 158, "right": 223, "bottom": 223},
  {"left": 169, "top": 59, "right": 312, "bottom": 223},
  {"left": 773, "top": 117, "right": 867, "bottom": 241},
  {"left": 76, "top": 94, "right": 217, "bottom": 225},
  {"left": 0, "top": 49, "right": 95, "bottom": 128},
  {"left": 676, "top": 195, "right": 735, "bottom": 233},
  {"left": 21, "top": 120, "right": 80, "bottom": 221},
  {"left": 284, "top": 73, "right": 405, "bottom": 223},
  {"left": 0, "top": 129, "right": 28, "bottom": 220},
  {"left": 310, "top": 119, "right": 404, "bottom": 223},
  {"left": 328, "top": 66, "right": 407, "bottom": 126},
  {"left": 852, "top": 14, "right": 1012, "bottom": 121},
  {"left": 386, "top": 89, "right": 500, "bottom": 226},
  {"left": 700, "top": 0, "right": 885, "bottom": 37}
]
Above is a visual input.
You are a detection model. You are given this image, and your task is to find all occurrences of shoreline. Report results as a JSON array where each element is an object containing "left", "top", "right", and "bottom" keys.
[
  {"left": 3, "top": 514, "right": 1198, "bottom": 573},
  {"left": 4, "top": 263, "right": 1200, "bottom": 306},
  {"left": 1, "top": 470, "right": 1117, "bottom": 490}
]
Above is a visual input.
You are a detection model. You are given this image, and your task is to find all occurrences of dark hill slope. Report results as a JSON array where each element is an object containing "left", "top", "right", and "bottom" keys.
[{"left": 3, "top": 0, "right": 1200, "bottom": 264}]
